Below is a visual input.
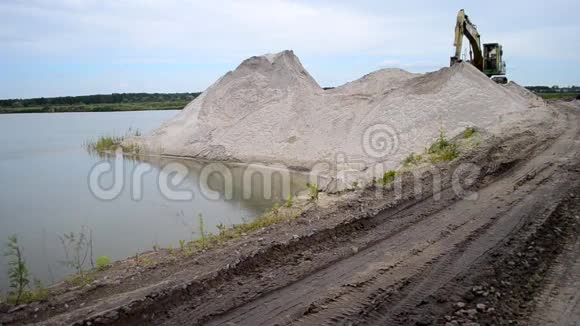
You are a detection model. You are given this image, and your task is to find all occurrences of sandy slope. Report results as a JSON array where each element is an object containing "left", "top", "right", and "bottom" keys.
[{"left": 128, "top": 50, "right": 554, "bottom": 187}]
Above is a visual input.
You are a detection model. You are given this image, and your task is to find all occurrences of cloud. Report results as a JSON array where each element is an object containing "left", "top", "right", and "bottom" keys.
[
  {"left": 0, "top": 0, "right": 578, "bottom": 98},
  {"left": 0, "top": 0, "right": 391, "bottom": 59}
]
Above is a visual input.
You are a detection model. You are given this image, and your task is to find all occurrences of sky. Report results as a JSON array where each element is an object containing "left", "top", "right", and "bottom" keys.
[{"left": 1, "top": 0, "right": 579, "bottom": 99}]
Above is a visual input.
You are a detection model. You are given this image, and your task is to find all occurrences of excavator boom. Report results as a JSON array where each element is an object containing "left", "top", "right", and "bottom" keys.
[
  {"left": 450, "top": 9, "right": 506, "bottom": 81},
  {"left": 451, "top": 9, "right": 483, "bottom": 70}
]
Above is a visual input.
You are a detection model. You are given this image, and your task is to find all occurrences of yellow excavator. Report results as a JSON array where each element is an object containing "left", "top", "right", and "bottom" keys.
[{"left": 450, "top": 9, "right": 507, "bottom": 84}]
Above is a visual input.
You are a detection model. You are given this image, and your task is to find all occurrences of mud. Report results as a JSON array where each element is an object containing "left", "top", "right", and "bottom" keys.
[{"left": 0, "top": 103, "right": 578, "bottom": 326}]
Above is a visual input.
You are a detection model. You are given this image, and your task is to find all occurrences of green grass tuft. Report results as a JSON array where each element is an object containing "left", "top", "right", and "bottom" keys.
[
  {"left": 381, "top": 170, "right": 397, "bottom": 185},
  {"left": 427, "top": 131, "right": 459, "bottom": 163},
  {"left": 403, "top": 153, "right": 423, "bottom": 167},
  {"left": 306, "top": 183, "right": 319, "bottom": 201},
  {"left": 462, "top": 127, "right": 477, "bottom": 139},
  {"left": 85, "top": 131, "right": 141, "bottom": 154},
  {"left": 96, "top": 256, "right": 111, "bottom": 271}
]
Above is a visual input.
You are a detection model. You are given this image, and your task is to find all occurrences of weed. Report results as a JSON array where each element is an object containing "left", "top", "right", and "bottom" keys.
[
  {"left": 216, "top": 223, "right": 227, "bottom": 241},
  {"left": 86, "top": 136, "right": 122, "bottom": 152},
  {"left": 20, "top": 279, "right": 49, "bottom": 303},
  {"left": 96, "top": 256, "right": 111, "bottom": 271},
  {"left": 139, "top": 256, "right": 154, "bottom": 267},
  {"left": 381, "top": 170, "right": 397, "bottom": 186},
  {"left": 167, "top": 246, "right": 177, "bottom": 258},
  {"left": 59, "top": 227, "right": 92, "bottom": 283},
  {"left": 198, "top": 214, "right": 208, "bottom": 250},
  {"left": 427, "top": 130, "right": 459, "bottom": 163},
  {"left": 403, "top": 153, "right": 422, "bottom": 166},
  {"left": 463, "top": 127, "right": 477, "bottom": 139},
  {"left": 284, "top": 194, "right": 294, "bottom": 208},
  {"left": 271, "top": 203, "right": 280, "bottom": 217},
  {"left": 4, "top": 235, "right": 29, "bottom": 304},
  {"left": 158, "top": 203, "right": 304, "bottom": 264},
  {"left": 351, "top": 181, "right": 359, "bottom": 189},
  {"left": 306, "top": 183, "right": 319, "bottom": 201},
  {"left": 85, "top": 132, "right": 140, "bottom": 154},
  {"left": 66, "top": 274, "right": 94, "bottom": 287},
  {"left": 120, "top": 143, "right": 140, "bottom": 154}
]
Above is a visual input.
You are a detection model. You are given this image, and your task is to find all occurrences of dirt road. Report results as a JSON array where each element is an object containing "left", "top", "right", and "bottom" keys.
[
  {"left": 1, "top": 104, "right": 578, "bottom": 326},
  {"left": 146, "top": 107, "right": 579, "bottom": 325}
]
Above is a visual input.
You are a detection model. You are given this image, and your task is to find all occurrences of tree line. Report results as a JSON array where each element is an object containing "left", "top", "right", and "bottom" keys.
[{"left": 0, "top": 92, "right": 201, "bottom": 108}]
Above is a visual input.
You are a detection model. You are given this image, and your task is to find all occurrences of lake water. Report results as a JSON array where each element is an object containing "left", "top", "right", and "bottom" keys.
[{"left": 0, "top": 111, "right": 307, "bottom": 290}]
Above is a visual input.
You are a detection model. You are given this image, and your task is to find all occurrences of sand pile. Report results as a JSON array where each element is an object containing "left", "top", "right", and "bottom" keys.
[{"left": 129, "top": 50, "right": 554, "bottom": 186}]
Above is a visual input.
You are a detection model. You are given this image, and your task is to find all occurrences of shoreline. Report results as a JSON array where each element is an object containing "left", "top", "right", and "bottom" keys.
[{"left": 1, "top": 101, "right": 577, "bottom": 325}]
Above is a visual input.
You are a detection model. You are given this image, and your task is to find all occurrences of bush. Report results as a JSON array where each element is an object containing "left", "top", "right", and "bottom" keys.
[
  {"left": 4, "top": 235, "right": 30, "bottom": 304},
  {"left": 428, "top": 131, "right": 459, "bottom": 163},
  {"left": 381, "top": 170, "right": 397, "bottom": 185},
  {"left": 306, "top": 183, "right": 319, "bottom": 201},
  {"left": 96, "top": 256, "right": 111, "bottom": 271}
]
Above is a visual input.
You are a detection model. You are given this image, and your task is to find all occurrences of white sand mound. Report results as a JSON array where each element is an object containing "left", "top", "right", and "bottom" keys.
[{"left": 130, "top": 50, "right": 554, "bottom": 184}]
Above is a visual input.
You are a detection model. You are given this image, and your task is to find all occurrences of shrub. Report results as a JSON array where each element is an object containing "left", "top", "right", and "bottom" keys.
[
  {"left": 19, "top": 279, "right": 49, "bottom": 303},
  {"left": 4, "top": 235, "right": 29, "bottom": 304},
  {"left": 306, "top": 183, "right": 319, "bottom": 201},
  {"left": 59, "top": 228, "right": 92, "bottom": 283},
  {"left": 428, "top": 131, "right": 459, "bottom": 163},
  {"left": 381, "top": 170, "right": 397, "bottom": 185},
  {"left": 96, "top": 256, "right": 111, "bottom": 271}
]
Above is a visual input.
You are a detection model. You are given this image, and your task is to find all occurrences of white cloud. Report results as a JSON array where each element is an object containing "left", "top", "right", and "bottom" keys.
[
  {"left": 0, "top": 0, "right": 392, "bottom": 58},
  {"left": 0, "top": 0, "right": 578, "bottom": 97}
]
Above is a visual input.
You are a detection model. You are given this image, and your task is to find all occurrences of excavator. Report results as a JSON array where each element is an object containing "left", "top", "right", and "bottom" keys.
[{"left": 450, "top": 9, "right": 508, "bottom": 84}]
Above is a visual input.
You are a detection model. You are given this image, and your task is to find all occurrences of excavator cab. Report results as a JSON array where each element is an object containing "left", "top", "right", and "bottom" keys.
[{"left": 483, "top": 43, "right": 507, "bottom": 82}]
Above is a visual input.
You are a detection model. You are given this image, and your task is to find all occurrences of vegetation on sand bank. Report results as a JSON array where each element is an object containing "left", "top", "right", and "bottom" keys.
[
  {"left": 84, "top": 129, "right": 141, "bottom": 154},
  {"left": 381, "top": 170, "right": 397, "bottom": 186},
  {"left": 3, "top": 235, "right": 49, "bottom": 304},
  {"left": 427, "top": 130, "right": 459, "bottom": 163}
]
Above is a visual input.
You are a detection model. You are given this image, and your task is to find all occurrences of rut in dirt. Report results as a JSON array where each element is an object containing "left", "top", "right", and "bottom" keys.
[{"left": 139, "top": 109, "right": 578, "bottom": 326}]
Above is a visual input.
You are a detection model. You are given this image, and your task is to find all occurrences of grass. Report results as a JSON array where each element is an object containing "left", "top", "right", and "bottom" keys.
[
  {"left": 8, "top": 279, "right": 49, "bottom": 304},
  {"left": 426, "top": 130, "right": 459, "bottom": 163},
  {"left": 306, "top": 183, "right": 320, "bottom": 201},
  {"left": 381, "top": 170, "right": 397, "bottom": 186},
  {"left": 170, "top": 204, "right": 303, "bottom": 256},
  {"left": 535, "top": 92, "right": 578, "bottom": 101},
  {"left": 84, "top": 129, "right": 141, "bottom": 154},
  {"left": 284, "top": 194, "right": 294, "bottom": 208},
  {"left": 463, "top": 127, "right": 477, "bottom": 139},
  {"left": 96, "top": 256, "right": 111, "bottom": 271},
  {"left": 65, "top": 274, "right": 95, "bottom": 287},
  {"left": 403, "top": 153, "right": 423, "bottom": 167},
  {"left": 401, "top": 127, "right": 476, "bottom": 170}
]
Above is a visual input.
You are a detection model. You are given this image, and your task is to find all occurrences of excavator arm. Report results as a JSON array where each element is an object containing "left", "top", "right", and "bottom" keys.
[{"left": 450, "top": 9, "right": 483, "bottom": 70}]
